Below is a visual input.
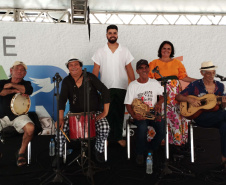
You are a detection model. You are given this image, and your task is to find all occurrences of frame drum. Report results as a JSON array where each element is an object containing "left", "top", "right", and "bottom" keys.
[{"left": 10, "top": 93, "right": 31, "bottom": 115}]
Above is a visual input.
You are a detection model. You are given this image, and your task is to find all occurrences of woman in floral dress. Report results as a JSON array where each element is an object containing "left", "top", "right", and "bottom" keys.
[{"left": 148, "top": 41, "right": 196, "bottom": 145}]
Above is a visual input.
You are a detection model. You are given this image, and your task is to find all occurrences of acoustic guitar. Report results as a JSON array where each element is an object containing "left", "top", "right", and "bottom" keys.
[
  {"left": 180, "top": 94, "right": 222, "bottom": 120},
  {"left": 131, "top": 98, "right": 155, "bottom": 120}
]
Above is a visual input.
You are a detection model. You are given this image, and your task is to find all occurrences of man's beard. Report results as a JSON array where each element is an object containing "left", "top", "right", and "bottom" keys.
[{"left": 108, "top": 37, "right": 117, "bottom": 44}]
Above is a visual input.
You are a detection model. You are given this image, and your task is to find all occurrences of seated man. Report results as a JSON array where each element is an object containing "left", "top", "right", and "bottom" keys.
[
  {"left": 56, "top": 58, "right": 110, "bottom": 163},
  {"left": 0, "top": 61, "right": 34, "bottom": 167},
  {"left": 124, "top": 59, "right": 165, "bottom": 165},
  {"left": 176, "top": 61, "right": 226, "bottom": 168}
]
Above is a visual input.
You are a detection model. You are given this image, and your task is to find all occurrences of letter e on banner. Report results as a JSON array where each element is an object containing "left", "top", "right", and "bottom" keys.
[{"left": 3, "top": 36, "right": 17, "bottom": 56}]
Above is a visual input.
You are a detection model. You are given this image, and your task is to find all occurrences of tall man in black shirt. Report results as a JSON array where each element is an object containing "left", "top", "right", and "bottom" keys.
[
  {"left": 0, "top": 61, "right": 34, "bottom": 166},
  {"left": 56, "top": 58, "right": 110, "bottom": 163}
]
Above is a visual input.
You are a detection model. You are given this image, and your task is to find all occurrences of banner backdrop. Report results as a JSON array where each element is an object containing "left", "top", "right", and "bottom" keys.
[{"left": 1, "top": 22, "right": 226, "bottom": 121}]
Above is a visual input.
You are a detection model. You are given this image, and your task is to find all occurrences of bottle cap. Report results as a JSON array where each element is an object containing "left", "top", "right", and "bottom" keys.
[
  {"left": 51, "top": 138, "right": 53, "bottom": 141},
  {"left": 148, "top": 152, "right": 151, "bottom": 155}
]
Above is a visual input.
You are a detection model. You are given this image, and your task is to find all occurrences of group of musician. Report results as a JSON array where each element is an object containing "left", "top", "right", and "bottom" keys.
[{"left": 1, "top": 24, "right": 226, "bottom": 169}]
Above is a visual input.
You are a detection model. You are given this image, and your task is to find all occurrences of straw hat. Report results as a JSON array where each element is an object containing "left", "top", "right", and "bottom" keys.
[
  {"left": 200, "top": 61, "right": 217, "bottom": 70},
  {"left": 65, "top": 58, "right": 83, "bottom": 68},
  {"left": 12, "top": 61, "right": 27, "bottom": 70}
]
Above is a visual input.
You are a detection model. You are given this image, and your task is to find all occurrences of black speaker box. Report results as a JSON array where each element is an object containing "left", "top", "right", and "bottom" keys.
[{"left": 193, "top": 126, "right": 221, "bottom": 165}]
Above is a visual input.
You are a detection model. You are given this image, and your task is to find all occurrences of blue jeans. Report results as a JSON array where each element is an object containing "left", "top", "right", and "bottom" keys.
[
  {"left": 194, "top": 110, "right": 226, "bottom": 157},
  {"left": 133, "top": 119, "right": 165, "bottom": 155}
]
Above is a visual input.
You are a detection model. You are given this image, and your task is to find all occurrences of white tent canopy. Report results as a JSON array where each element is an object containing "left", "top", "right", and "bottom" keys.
[
  {"left": 89, "top": 0, "right": 226, "bottom": 14},
  {"left": 1, "top": 0, "right": 226, "bottom": 13}
]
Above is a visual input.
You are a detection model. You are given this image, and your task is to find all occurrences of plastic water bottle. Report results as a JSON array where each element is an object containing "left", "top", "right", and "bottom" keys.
[
  {"left": 49, "top": 138, "right": 55, "bottom": 156},
  {"left": 66, "top": 149, "right": 73, "bottom": 155},
  {"left": 146, "top": 152, "right": 153, "bottom": 174}
]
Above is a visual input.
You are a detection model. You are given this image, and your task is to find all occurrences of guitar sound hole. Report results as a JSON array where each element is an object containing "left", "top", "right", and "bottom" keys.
[
  {"left": 200, "top": 99, "right": 207, "bottom": 106},
  {"left": 150, "top": 109, "right": 155, "bottom": 114},
  {"left": 187, "top": 102, "right": 189, "bottom": 109}
]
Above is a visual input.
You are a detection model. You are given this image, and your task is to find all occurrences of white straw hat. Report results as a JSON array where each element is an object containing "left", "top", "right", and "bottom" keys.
[
  {"left": 200, "top": 61, "right": 217, "bottom": 70},
  {"left": 65, "top": 58, "right": 83, "bottom": 68},
  {"left": 12, "top": 61, "right": 27, "bottom": 70}
]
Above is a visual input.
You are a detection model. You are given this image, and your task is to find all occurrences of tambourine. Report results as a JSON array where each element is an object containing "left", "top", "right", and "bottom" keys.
[
  {"left": 131, "top": 98, "right": 155, "bottom": 120},
  {"left": 10, "top": 93, "right": 31, "bottom": 115}
]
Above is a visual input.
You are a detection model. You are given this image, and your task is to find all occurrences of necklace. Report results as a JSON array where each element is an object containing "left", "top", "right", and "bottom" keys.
[
  {"left": 75, "top": 73, "right": 83, "bottom": 83},
  {"left": 73, "top": 73, "right": 83, "bottom": 104}
]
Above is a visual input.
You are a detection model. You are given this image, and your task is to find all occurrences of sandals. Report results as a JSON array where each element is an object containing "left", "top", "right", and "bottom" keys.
[{"left": 16, "top": 152, "right": 27, "bottom": 167}]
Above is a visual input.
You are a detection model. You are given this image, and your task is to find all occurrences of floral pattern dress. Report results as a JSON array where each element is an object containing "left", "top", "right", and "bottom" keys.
[
  {"left": 149, "top": 59, "right": 189, "bottom": 145},
  {"left": 166, "top": 79, "right": 188, "bottom": 145}
]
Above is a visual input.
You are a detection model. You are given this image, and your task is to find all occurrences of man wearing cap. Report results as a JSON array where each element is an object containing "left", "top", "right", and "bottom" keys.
[
  {"left": 92, "top": 24, "right": 135, "bottom": 147},
  {"left": 124, "top": 59, "right": 165, "bottom": 165},
  {"left": 176, "top": 61, "right": 226, "bottom": 168},
  {"left": 56, "top": 58, "right": 110, "bottom": 163},
  {"left": 0, "top": 61, "right": 34, "bottom": 166}
]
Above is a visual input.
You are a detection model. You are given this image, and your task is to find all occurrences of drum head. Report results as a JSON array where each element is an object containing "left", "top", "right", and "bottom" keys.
[
  {"left": 10, "top": 93, "right": 31, "bottom": 115},
  {"left": 68, "top": 112, "right": 95, "bottom": 118}
]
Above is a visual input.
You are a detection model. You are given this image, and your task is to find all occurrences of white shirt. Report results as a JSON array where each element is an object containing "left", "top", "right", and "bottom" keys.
[
  {"left": 124, "top": 78, "right": 164, "bottom": 108},
  {"left": 92, "top": 43, "right": 134, "bottom": 89}
]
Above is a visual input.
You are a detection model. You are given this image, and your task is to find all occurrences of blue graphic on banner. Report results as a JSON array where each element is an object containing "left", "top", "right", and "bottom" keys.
[{"left": 24, "top": 65, "right": 94, "bottom": 121}]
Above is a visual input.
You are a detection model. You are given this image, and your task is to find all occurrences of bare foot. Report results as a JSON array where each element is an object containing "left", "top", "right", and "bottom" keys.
[{"left": 118, "top": 140, "right": 126, "bottom": 147}]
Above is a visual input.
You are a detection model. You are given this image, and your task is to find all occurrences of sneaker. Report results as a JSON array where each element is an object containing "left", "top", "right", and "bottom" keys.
[
  {"left": 136, "top": 154, "right": 144, "bottom": 165},
  {"left": 95, "top": 149, "right": 105, "bottom": 163}
]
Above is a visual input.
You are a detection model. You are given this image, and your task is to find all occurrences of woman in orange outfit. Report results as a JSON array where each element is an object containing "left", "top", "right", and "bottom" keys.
[{"left": 149, "top": 41, "right": 196, "bottom": 146}]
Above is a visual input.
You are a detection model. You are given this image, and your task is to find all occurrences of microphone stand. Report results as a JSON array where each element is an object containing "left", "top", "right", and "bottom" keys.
[
  {"left": 63, "top": 69, "right": 108, "bottom": 183},
  {"left": 82, "top": 69, "right": 109, "bottom": 183},
  {"left": 153, "top": 70, "right": 194, "bottom": 185},
  {"left": 40, "top": 73, "right": 73, "bottom": 185},
  {"left": 83, "top": 68, "right": 95, "bottom": 184},
  {"left": 215, "top": 75, "right": 226, "bottom": 81}
]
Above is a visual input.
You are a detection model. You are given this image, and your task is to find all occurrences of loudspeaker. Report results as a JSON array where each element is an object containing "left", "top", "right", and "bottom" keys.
[{"left": 193, "top": 126, "right": 221, "bottom": 165}]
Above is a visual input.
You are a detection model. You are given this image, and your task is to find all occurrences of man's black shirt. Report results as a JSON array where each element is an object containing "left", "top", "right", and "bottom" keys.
[{"left": 59, "top": 72, "right": 110, "bottom": 113}]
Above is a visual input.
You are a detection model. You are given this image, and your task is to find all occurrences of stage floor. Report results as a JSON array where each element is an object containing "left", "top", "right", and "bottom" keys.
[{"left": 0, "top": 127, "right": 225, "bottom": 185}]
